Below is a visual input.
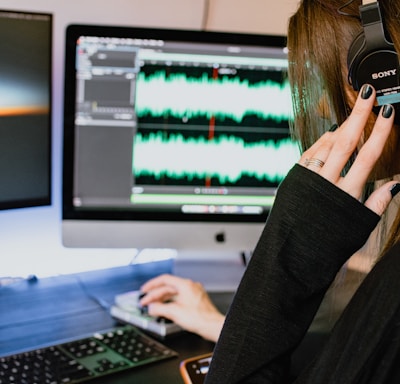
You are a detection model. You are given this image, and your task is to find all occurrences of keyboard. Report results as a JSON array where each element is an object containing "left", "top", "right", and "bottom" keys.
[{"left": 0, "top": 324, "right": 178, "bottom": 383}]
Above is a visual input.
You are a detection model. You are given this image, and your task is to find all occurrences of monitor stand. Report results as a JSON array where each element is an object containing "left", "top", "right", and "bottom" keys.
[
  {"left": 172, "top": 250, "right": 248, "bottom": 292},
  {"left": 131, "top": 248, "right": 249, "bottom": 292}
]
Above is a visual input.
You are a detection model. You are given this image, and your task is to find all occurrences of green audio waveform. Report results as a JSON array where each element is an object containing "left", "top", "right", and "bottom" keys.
[
  {"left": 132, "top": 132, "right": 300, "bottom": 183},
  {"left": 135, "top": 71, "right": 292, "bottom": 123}
]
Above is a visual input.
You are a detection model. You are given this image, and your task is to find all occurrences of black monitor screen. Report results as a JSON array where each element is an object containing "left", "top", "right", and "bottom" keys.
[{"left": 0, "top": 10, "right": 52, "bottom": 210}]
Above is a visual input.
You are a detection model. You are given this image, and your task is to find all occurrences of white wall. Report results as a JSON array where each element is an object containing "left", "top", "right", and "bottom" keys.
[{"left": 0, "top": 0, "right": 299, "bottom": 279}]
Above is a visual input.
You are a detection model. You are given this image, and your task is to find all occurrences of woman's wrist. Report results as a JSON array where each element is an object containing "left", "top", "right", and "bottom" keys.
[{"left": 195, "top": 311, "right": 225, "bottom": 343}]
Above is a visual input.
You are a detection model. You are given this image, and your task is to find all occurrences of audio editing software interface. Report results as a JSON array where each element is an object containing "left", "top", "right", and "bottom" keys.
[{"left": 72, "top": 34, "right": 299, "bottom": 217}]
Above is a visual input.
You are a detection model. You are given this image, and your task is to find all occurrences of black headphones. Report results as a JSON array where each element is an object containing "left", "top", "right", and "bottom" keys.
[{"left": 347, "top": 0, "right": 400, "bottom": 106}]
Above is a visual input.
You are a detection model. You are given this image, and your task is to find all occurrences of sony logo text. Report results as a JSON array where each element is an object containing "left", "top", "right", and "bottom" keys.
[{"left": 372, "top": 69, "right": 397, "bottom": 79}]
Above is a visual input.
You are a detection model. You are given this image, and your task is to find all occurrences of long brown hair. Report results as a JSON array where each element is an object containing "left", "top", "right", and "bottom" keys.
[
  {"left": 287, "top": 0, "right": 400, "bottom": 258},
  {"left": 287, "top": 0, "right": 400, "bottom": 150}
]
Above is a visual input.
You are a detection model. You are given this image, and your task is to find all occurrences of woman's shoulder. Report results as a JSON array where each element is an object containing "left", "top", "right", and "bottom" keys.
[
  {"left": 370, "top": 242, "right": 400, "bottom": 280},
  {"left": 348, "top": 242, "right": 400, "bottom": 306}
]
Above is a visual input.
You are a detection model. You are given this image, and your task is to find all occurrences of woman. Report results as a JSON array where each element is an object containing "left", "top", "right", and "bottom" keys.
[
  {"left": 143, "top": 1, "right": 400, "bottom": 382},
  {"left": 204, "top": 0, "right": 400, "bottom": 382}
]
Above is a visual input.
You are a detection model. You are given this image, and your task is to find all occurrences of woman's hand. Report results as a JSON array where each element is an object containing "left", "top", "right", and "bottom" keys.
[
  {"left": 139, "top": 274, "right": 224, "bottom": 342},
  {"left": 300, "top": 84, "right": 398, "bottom": 216}
]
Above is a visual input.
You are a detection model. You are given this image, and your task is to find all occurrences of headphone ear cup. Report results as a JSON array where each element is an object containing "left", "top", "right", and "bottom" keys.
[
  {"left": 347, "top": 31, "right": 366, "bottom": 91},
  {"left": 347, "top": 33, "right": 399, "bottom": 102}
]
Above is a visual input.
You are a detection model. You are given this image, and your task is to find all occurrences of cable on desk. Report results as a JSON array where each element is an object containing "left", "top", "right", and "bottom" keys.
[
  {"left": 0, "top": 274, "right": 38, "bottom": 287},
  {"left": 74, "top": 276, "right": 112, "bottom": 311}
]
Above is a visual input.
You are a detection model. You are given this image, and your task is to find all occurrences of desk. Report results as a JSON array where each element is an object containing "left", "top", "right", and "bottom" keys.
[
  {"left": 0, "top": 258, "right": 327, "bottom": 383},
  {"left": 0, "top": 259, "right": 235, "bottom": 384}
]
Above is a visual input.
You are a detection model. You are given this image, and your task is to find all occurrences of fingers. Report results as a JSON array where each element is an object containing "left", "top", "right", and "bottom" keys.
[
  {"left": 320, "top": 84, "right": 377, "bottom": 182},
  {"left": 139, "top": 274, "right": 187, "bottom": 323},
  {"left": 140, "top": 274, "right": 177, "bottom": 305},
  {"left": 299, "top": 84, "right": 376, "bottom": 177},
  {"left": 140, "top": 273, "right": 194, "bottom": 293},
  {"left": 139, "top": 274, "right": 196, "bottom": 306},
  {"left": 300, "top": 130, "right": 336, "bottom": 171},
  {"left": 139, "top": 285, "right": 177, "bottom": 306},
  {"left": 138, "top": 275, "right": 223, "bottom": 341},
  {"left": 140, "top": 273, "right": 182, "bottom": 292},
  {"left": 146, "top": 301, "right": 180, "bottom": 322},
  {"left": 300, "top": 84, "right": 376, "bottom": 180},
  {"left": 300, "top": 84, "right": 395, "bottom": 206},
  {"left": 365, "top": 182, "right": 400, "bottom": 216},
  {"left": 340, "top": 104, "right": 394, "bottom": 198}
]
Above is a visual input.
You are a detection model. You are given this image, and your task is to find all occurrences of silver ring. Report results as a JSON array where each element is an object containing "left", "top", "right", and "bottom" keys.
[{"left": 305, "top": 158, "right": 325, "bottom": 168}]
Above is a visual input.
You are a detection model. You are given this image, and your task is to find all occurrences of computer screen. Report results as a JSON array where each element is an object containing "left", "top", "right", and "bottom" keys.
[
  {"left": 62, "top": 24, "right": 299, "bottom": 253},
  {"left": 0, "top": 9, "right": 52, "bottom": 210}
]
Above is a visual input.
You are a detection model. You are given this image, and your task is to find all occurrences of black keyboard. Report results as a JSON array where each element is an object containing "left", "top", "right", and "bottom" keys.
[{"left": 0, "top": 325, "right": 178, "bottom": 383}]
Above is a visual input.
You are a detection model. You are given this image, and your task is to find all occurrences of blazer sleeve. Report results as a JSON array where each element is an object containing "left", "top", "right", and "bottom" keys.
[{"left": 205, "top": 164, "right": 380, "bottom": 384}]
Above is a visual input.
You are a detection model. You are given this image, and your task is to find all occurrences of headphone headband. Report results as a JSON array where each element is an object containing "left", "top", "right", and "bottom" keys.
[{"left": 360, "top": 1, "right": 389, "bottom": 51}]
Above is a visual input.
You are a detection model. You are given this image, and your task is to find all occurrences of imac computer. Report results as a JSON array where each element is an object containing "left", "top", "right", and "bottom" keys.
[
  {"left": 0, "top": 10, "right": 52, "bottom": 210},
  {"left": 62, "top": 24, "right": 299, "bottom": 257}
]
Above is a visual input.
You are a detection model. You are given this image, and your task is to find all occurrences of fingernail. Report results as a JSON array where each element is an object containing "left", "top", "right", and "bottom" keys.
[
  {"left": 390, "top": 183, "right": 400, "bottom": 198},
  {"left": 382, "top": 104, "right": 394, "bottom": 119},
  {"left": 361, "top": 84, "right": 373, "bottom": 99},
  {"left": 329, "top": 123, "right": 338, "bottom": 132},
  {"left": 140, "top": 305, "right": 149, "bottom": 315},
  {"left": 139, "top": 292, "right": 147, "bottom": 300}
]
